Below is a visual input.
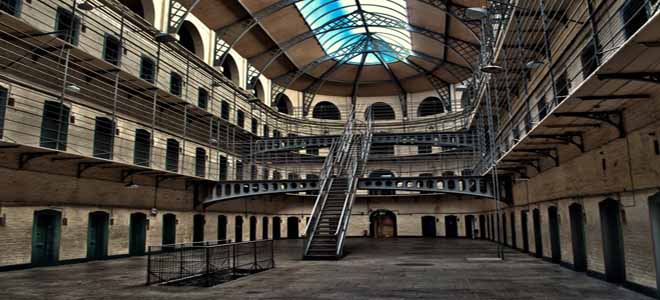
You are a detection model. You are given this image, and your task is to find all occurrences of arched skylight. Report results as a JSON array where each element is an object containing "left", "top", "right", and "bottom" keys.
[{"left": 296, "top": 0, "right": 412, "bottom": 65}]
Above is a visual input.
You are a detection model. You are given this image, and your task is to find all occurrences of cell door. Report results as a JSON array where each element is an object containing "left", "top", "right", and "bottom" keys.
[
  {"left": 533, "top": 209, "right": 543, "bottom": 258},
  {"left": 217, "top": 215, "right": 227, "bottom": 242},
  {"left": 249, "top": 216, "right": 257, "bottom": 241},
  {"left": 548, "top": 206, "right": 561, "bottom": 263},
  {"left": 599, "top": 199, "right": 625, "bottom": 283},
  {"left": 87, "top": 211, "right": 109, "bottom": 260},
  {"left": 510, "top": 212, "right": 517, "bottom": 249},
  {"left": 262, "top": 217, "right": 269, "bottom": 240},
  {"left": 521, "top": 210, "right": 529, "bottom": 253},
  {"left": 31, "top": 210, "right": 61, "bottom": 266},
  {"left": 272, "top": 217, "right": 281, "bottom": 240},
  {"left": 287, "top": 217, "right": 299, "bottom": 239},
  {"left": 421, "top": 216, "right": 436, "bottom": 237},
  {"left": 129, "top": 213, "right": 147, "bottom": 256},
  {"left": 569, "top": 203, "right": 587, "bottom": 272},
  {"left": 465, "top": 215, "right": 475, "bottom": 239},
  {"left": 479, "top": 215, "right": 486, "bottom": 239},
  {"left": 162, "top": 214, "right": 176, "bottom": 246},
  {"left": 445, "top": 216, "right": 458, "bottom": 238},
  {"left": 235, "top": 216, "right": 243, "bottom": 242},
  {"left": 193, "top": 214, "right": 205, "bottom": 244}
]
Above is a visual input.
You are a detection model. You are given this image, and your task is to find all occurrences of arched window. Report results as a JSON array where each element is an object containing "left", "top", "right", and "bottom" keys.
[
  {"left": 417, "top": 97, "right": 445, "bottom": 117},
  {"left": 165, "top": 138, "right": 179, "bottom": 172},
  {"left": 118, "top": 0, "right": 154, "bottom": 24},
  {"left": 177, "top": 21, "right": 203, "bottom": 58},
  {"left": 221, "top": 55, "right": 239, "bottom": 85},
  {"left": 254, "top": 80, "right": 265, "bottom": 102},
  {"left": 273, "top": 93, "right": 293, "bottom": 115},
  {"left": 312, "top": 101, "right": 341, "bottom": 120},
  {"left": 365, "top": 102, "right": 395, "bottom": 120}
]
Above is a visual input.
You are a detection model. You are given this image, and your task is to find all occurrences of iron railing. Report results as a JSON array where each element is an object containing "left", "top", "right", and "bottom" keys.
[{"left": 146, "top": 239, "right": 274, "bottom": 287}]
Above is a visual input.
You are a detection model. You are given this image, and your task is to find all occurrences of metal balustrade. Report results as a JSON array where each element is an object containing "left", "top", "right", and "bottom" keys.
[{"left": 203, "top": 175, "right": 494, "bottom": 205}]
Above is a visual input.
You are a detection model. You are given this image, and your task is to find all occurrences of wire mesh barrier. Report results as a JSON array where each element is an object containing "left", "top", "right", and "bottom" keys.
[{"left": 146, "top": 240, "right": 274, "bottom": 287}]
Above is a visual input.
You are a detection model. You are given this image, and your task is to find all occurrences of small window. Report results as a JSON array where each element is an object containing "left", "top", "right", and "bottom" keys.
[
  {"left": 134, "top": 129, "right": 151, "bottom": 166},
  {"left": 263, "top": 125, "right": 269, "bottom": 138},
  {"left": 170, "top": 72, "right": 182, "bottom": 96},
  {"left": 93, "top": 117, "right": 114, "bottom": 159},
  {"left": 165, "top": 139, "right": 179, "bottom": 172},
  {"left": 103, "top": 34, "right": 122, "bottom": 66},
  {"left": 195, "top": 148, "right": 206, "bottom": 177},
  {"left": 236, "top": 110, "right": 245, "bottom": 128},
  {"left": 418, "top": 144, "right": 432, "bottom": 154},
  {"left": 580, "top": 39, "right": 600, "bottom": 78},
  {"left": 235, "top": 160, "right": 244, "bottom": 180},
  {"left": 40, "top": 101, "right": 70, "bottom": 150},
  {"left": 272, "top": 171, "right": 281, "bottom": 180},
  {"left": 139, "top": 56, "right": 155, "bottom": 83},
  {"left": 555, "top": 71, "right": 570, "bottom": 103},
  {"left": 251, "top": 117, "right": 258, "bottom": 134},
  {"left": 537, "top": 98, "right": 547, "bottom": 120},
  {"left": 198, "top": 88, "right": 208, "bottom": 110},
  {"left": 221, "top": 100, "right": 230, "bottom": 120},
  {"left": 219, "top": 155, "right": 228, "bottom": 180},
  {"left": 1, "top": 0, "right": 21, "bottom": 16},
  {"left": 622, "top": 0, "right": 650, "bottom": 38},
  {"left": 56, "top": 7, "right": 80, "bottom": 45}
]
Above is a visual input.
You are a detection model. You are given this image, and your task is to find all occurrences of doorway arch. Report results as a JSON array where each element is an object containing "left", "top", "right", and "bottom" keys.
[
  {"left": 599, "top": 198, "right": 625, "bottom": 283},
  {"left": 177, "top": 21, "right": 204, "bottom": 58},
  {"left": 287, "top": 217, "right": 299, "bottom": 238},
  {"left": 532, "top": 208, "right": 542, "bottom": 258},
  {"left": 162, "top": 213, "right": 176, "bottom": 245},
  {"left": 569, "top": 203, "right": 587, "bottom": 272},
  {"left": 235, "top": 216, "right": 243, "bottom": 242},
  {"left": 249, "top": 216, "right": 257, "bottom": 241},
  {"left": 421, "top": 216, "right": 436, "bottom": 237},
  {"left": 193, "top": 214, "right": 205, "bottom": 244},
  {"left": 262, "top": 217, "right": 269, "bottom": 240},
  {"left": 129, "top": 212, "right": 147, "bottom": 256},
  {"left": 465, "top": 215, "right": 475, "bottom": 239},
  {"left": 548, "top": 206, "right": 561, "bottom": 263},
  {"left": 369, "top": 209, "right": 397, "bottom": 238},
  {"left": 273, "top": 217, "right": 281, "bottom": 240},
  {"left": 87, "top": 211, "right": 109, "bottom": 260},
  {"left": 445, "top": 215, "right": 458, "bottom": 238},
  {"left": 31, "top": 209, "right": 61, "bottom": 266}
]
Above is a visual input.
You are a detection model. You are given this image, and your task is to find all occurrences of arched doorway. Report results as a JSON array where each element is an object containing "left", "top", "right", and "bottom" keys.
[
  {"left": 369, "top": 210, "right": 397, "bottom": 238},
  {"left": 254, "top": 80, "right": 265, "bottom": 102},
  {"left": 118, "top": 0, "right": 154, "bottom": 24},
  {"left": 532, "top": 208, "right": 543, "bottom": 258},
  {"left": 31, "top": 209, "right": 61, "bottom": 266},
  {"left": 235, "top": 216, "right": 243, "bottom": 242},
  {"left": 162, "top": 213, "right": 176, "bottom": 245},
  {"left": 599, "top": 198, "right": 625, "bottom": 283},
  {"left": 501, "top": 213, "right": 507, "bottom": 245},
  {"left": 262, "top": 217, "right": 269, "bottom": 240},
  {"left": 249, "top": 216, "right": 257, "bottom": 241},
  {"left": 521, "top": 210, "right": 529, "bottom": 253},
  {"left": 129, "top": 212, "right": 147, "bottom": 256},
  {"left": 548, "top": 206, "right": 561, "bottom": 263},
  {"left": 445, "top": 215, "right": 458, "bottom": 238},
  {"left": 217, "top": 215, "right": 227, "bottom": 241},
  {"left": 365, "top": 102, "right": 395, "bottom": 120},
  {"left": 87, "top": 211, "right": 109, "bottom": 260},
  {"left": 479, "top": 214, "right": 486, "bottom": 239},
  {"left": 177, "top": 21, "right": 203, "bottom": 58},
  {"left": 287, "top": 217, "right": 299, "bottom": 239},
  {"left": 465, "top": 215, "right": 475, "bottom": 239},
  {"left": 569, "top": 203, "right": 587, "bottom": 272},
  {"left": 272, "top": 217, "right": 281, "bottom": 240},
  {"left": 421, "top": 216, "right": 436, "bottom": 237},
  {"left": 417, "top": 96, "right": 445, "bottom": 117},
  {"left": 273, "top": 93, "right": 293, "bottom": 115},
  {"left": 221, "top": 55, "right": 239, "bottom": 85},
  {"left": 510, "top": 212, "right": 517, "bottom": 248},
  {"left": 368, "top": 170, "right": 395, "bottom": 195},
  {"left": 193, "top": 214, "right": 205, "bottom": 244},
  {"left": 312, "top": 101, "right": 341, "bottom": 120}
]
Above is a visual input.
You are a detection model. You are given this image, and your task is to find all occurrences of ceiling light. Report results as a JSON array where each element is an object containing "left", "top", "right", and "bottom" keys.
[
  {"left": 525, "top": 60, "right": 544, "bottom": 69},
  {"left": 65, "top": 84, "right": 81, "bottom": 93},
  {"left": 77, "top": 1, "right": 94, "bottom": 11},
  {"left": 481, "top": 64, "right": 504, "bottom": 74},
  {"left": 465, "top": 7, "right": 489, "bottom": 20}
]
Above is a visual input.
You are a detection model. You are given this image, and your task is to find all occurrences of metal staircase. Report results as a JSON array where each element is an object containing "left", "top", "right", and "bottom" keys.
[{"left": 303, "top": 111, "right": 373, "bottom": 259}]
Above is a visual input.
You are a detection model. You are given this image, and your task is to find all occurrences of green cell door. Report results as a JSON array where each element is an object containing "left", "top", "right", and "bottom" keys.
[
  {"left": 31, "top": 210, "right": 61, "bottom": 266},
  {"left": 87, "top": 211, "right": 109, "bottom": 260},
  {"left": 162, "top": 213, "right": 176, "bottom": 245},
  {"left": 129, "top": 213, "right": 147, "bottom": 256}
]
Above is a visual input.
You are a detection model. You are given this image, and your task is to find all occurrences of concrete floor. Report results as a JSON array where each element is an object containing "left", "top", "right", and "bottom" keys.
[{"left": 0, "top": 238, "right": 652, "bottom": 300}]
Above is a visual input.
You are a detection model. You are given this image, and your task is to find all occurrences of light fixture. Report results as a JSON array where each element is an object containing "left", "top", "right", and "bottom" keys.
[
  {"left": 465, "top": 7, "right": 488, "bottom": 20},
  {"left": 65, "top": 84, "right": 81, "bottom": 93},
  {"left": 525, "top": 60, "right": 544, "bottom": 70},
  {"left": 481, "top": 64, "right": 504, "bottom": 74},
  {"left": 125, "top": 179, "right": 139, "bottom": 189},
  {"left": 77, "top": 1, "right": 94, "bottom": 11}
]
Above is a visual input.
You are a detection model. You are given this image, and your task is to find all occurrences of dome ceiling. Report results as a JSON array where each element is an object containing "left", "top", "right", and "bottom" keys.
[{"left": 185, "top": 0, "right": 489, "bottom": 115}]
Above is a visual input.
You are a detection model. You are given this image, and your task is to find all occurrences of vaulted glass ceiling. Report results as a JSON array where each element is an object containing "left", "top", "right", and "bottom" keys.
[{"left": 295, "top": 0, "right": 412, "bottom": 65}]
